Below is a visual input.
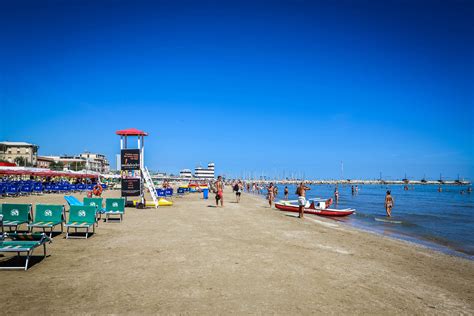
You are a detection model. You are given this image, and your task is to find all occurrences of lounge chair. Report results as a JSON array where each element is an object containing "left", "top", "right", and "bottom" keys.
[
  {"left": 83, "top": 197, "right": 104, "bottom": 224},
  {"left": 65, "top": 205, "right": 97, "bottom": 239},
  {"left": 28, "top": 204, "right": 66, "bottom": 237},
  {"left": 0, "top": 230, "right": 52, "bottom": 270},
  {"left": 1, "top": 204, "right": 32, "bottom": 232},
  {"left": 64, "top": 196, "right": 83, "bottom": 207},
  {"left": 104, "top": 198, "right": 125, "bottom": 222}
]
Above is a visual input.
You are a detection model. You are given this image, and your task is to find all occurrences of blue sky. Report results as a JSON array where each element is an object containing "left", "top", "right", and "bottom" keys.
[{"left": 0, "top": 0, "right": 472, "bottom": 180}]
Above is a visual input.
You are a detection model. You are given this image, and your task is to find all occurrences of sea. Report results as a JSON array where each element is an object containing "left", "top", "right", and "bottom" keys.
[{"left": 261, "top": 184, "right": 473, "bottom": 259}]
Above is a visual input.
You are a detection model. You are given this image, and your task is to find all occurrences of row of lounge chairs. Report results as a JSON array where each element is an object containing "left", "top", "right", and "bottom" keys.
[
  {"left": 0, "top": 181, "right": 107, "bottom": 197},
  {"left": 0, "top": 197, "right": 125, "bottom": 270}
]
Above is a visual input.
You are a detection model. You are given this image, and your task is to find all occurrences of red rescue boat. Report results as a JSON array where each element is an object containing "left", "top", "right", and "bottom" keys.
[{"left": 275, "top": 198, "right": 355, "bottom": 217}]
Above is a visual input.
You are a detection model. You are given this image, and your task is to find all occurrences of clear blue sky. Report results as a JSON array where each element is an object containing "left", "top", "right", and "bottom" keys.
[{"left": 0, "top": 0, "right": 472, "bottom": 180}]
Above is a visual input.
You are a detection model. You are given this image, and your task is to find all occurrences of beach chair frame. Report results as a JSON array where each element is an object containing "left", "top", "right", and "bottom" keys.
[
  {"left": 0, "top": 232, "right": 52, "bottom": 271},
  {"left": 28, "top": 204, "right": 66, "bottom": 237},
  {"left": 65, "top": 205, "right": 97, "bottom": 239},
  {"left": 1, "top": 204, "right": 33, "bottom": 233},
  {"left": 104, "top": 198, "right": 125, "bottom": 222}
]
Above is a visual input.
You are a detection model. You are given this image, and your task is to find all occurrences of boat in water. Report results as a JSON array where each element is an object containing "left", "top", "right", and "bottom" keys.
[{"left": 275, "top": 198, "right": 355, "bottom": 217}]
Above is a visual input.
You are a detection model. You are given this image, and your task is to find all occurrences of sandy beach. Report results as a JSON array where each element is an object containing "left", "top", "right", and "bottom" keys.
[{"left": 0, "top": 188, "right": 473, "bottom": 314}]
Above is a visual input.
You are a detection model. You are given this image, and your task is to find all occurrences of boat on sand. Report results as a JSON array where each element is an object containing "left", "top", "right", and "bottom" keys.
[{"left": 275, "top": 198, "right": 355, "bottom": 217}]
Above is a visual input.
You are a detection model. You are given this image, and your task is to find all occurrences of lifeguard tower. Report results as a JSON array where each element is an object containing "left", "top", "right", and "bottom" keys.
[{"left": 116, "top": 128, "right": 158, "bottom": 208}]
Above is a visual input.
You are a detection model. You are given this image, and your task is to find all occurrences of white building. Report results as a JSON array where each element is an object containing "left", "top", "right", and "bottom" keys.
[
  {"left": 194, "top": 162, "right": 215, "bottom": 179},
  {"left": 0, "top": 141, "right": 39, "bottom": 166},
  {"left": 179, "top": 169, "right": 193, "bottom": 178},
  {"left": 79, "top": 152, "right": 110, "bottom": 173}
]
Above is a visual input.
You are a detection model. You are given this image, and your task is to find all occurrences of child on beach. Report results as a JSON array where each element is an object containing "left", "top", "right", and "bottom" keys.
[{"left": 385, "top": 190, "right": 394, "bottom": 217}]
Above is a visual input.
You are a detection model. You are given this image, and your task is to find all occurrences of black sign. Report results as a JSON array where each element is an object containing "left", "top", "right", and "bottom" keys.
[
  {"left": 121, "top": 149, "right": 140, "bottom": 170},
  {"left": 121, "top": 178, "right": 141, "bottom": 196}
]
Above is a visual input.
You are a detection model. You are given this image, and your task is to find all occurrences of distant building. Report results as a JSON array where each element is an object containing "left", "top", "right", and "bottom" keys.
[
  {"left": 194, "top": 162, "right": 215, "bottom": 179},
  {"left": 79, "top": 152, "right": 110, "bottom": 173},
  {"left": 36, "top": 156, "right": 55, "bottom": 169},
  {"left": 0, "top": 141, "right": 39, "bottom": 166},
  {"left": 179, "top": 169, "right": 193, "bottom": 178}
]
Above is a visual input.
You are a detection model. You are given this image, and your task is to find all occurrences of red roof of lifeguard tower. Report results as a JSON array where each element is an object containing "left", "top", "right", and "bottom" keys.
[{"left": 115, "top": 128, "right": 148, "bottom": 136}]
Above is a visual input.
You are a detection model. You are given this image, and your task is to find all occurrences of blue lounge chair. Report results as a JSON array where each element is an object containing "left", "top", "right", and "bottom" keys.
[{"left": 64, "top": 196, "right": 83, "bottom": 207}]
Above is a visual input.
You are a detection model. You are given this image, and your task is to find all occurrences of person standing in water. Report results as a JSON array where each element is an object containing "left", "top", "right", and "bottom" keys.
[
  {"left": 385, "top": 190, "right": 394, "bottom": 217},
  {"left": 296, "top": 182, "right": 311, "bottom": 219},
  {"left": 334, "top": 187, "right": 339, "bottom": 203},
  {"left": 284, "top": 186, "right": 289, "bottom": 200},
  {"left": 215, "top": 176, "right": 224, "bottom": 207},
  {"left": 267, "top": 182, "right": 275, "bottom": 207}
]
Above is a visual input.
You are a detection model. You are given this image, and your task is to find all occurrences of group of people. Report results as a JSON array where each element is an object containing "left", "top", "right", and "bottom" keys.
[{"left": 212, "top": 177, "right": 398, "bottom": 218}]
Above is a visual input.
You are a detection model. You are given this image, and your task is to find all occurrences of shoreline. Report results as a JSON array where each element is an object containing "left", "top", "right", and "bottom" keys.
[
  {"left": 1, "top": 189, "right": 473, "bottom": 314},
  {"left": 248, "top": 189, "right": 474, "bottom": 260}
]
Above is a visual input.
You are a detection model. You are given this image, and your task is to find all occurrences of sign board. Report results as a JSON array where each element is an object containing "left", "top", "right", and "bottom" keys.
[
  {"left": 121, "top": 149, "right": 140, "bottom": 170},
  {"left": 121, "top": 178, "right": 141, "bottom": 196}
]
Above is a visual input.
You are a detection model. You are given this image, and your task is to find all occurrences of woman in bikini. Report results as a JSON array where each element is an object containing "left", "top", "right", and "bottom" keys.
[
  {"left": 267, "top": 183, "right": 275, "bottom": 207},
  {"left": 385, "top": 190, "right": 394, "bottom": 217}
]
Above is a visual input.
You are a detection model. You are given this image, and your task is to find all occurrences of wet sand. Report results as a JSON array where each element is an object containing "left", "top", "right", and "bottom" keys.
[{"left": 0, "top": 189, "right": 473, "bottom": 314}]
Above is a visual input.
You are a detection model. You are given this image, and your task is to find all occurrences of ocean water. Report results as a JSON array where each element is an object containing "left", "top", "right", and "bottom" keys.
[{"left": 260, "top": 184, "right": 473, "bottom": 259}]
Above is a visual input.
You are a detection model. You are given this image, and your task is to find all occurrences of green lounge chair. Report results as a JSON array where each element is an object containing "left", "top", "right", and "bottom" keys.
[
  {"left": 28, "top": 204, "right": 66, "bottom": 237},
  {"left": 65, "top": 205, "right": 97, "bottom": 239},
  {"left": 0, "top": 232, "right": 52, "bottom": 270},
  {"left": 1, "top": 204, "right": 32, "bottom": 232},
  {"left": 104, "top": 198, "right": 125, "bottom": 222},
  {"left": 83, "top": 197, "right": 104, "bottom": 225}
]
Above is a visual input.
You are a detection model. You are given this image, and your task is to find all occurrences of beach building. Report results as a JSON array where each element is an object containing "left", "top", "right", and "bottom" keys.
[
  {"left": 179, "top": 169, "right": 193, "bottom": 178},
  {"left": 194, "top": 162, "right": 215, "bottom": 179},
  {"left": 79, "top": 152, "right": 110, "bottom": 173},
  {"left": 0, "top": 141, "right": 39, "bottom": 166},
  {"left": 36, "top": 155, "right": 55, "bottom": 169}
]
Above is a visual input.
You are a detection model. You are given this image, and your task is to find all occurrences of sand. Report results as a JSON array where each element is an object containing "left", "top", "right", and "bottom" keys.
[{"left": 0, "top": 188, "right": 473, "bottom": 314}]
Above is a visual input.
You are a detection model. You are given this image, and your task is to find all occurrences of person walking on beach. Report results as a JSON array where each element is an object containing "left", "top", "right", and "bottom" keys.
[
  {"left": 284, "top": 186, "right": 289, "bottom": 200},
  {"left": 215, "top": 176, "right": 224, "bottom": 207},
  {"left": 385, "top": 190, "right": 394, "bottom": 217},
  {"left": 235, "top": 180, "right": 243, "bottom": 203},
  {"left": 296, "top": 182, "right": 311, "bottom": 218},
  {"left": 267, "top": 182, "right": 275, "bottom": 207}
]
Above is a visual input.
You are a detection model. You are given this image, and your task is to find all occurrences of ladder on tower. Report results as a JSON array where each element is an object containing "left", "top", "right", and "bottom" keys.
[{"left": 142, "top": 166, "right": 159, "bottom": 208}]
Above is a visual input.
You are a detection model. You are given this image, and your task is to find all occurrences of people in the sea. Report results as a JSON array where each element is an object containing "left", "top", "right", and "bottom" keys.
[
  {"left": 284, "top": 186, "right": 289, "bottom": 200},
  {"left": 438, "top": 186, "right": 442, "bottom": 192},
  {"left": 385, "top": 190, "right": 394, "bottom": 217},
  {"left": 296, "top": 182, "right": 311, "bottom": 219},
  {"left": 351, "top": 186, "right": 355, "bottom": 195},
  {"left": 355, "top": 185, "right": 359, "bottom": 193},
  {"left": 215, "top": 175, "right": 224, "bottom": 207},
  {"left": 468, "top": 187, "right": 472, "bottom": 193},
  {"left": 334, "top": 187, "right": 339, "bottom": 203},
  {"left": 267, "top": 182, "right": 275, "bottom": 207}
]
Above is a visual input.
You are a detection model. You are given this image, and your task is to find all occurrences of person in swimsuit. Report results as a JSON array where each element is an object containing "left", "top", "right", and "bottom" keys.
[
  {"left": 267, "top": 182, "right": 275, "bottom": 207},
  {"left": 284, "top": 186, "right": 289, "bottom": 200},
  {"left": 385, "top": 190, "right": 394, "bottom": 217},
  {"left": 235, "top": 180, "right": 243, "bottom": 203},
  {"left": 334, "top": 187, "right": 339, "bottom": 203},
  {"left": 215, "top": 176, "right": 224, "bottom": 207},
  {"left": 296, "top": 182, "right": 311, "bottom": 219}
]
